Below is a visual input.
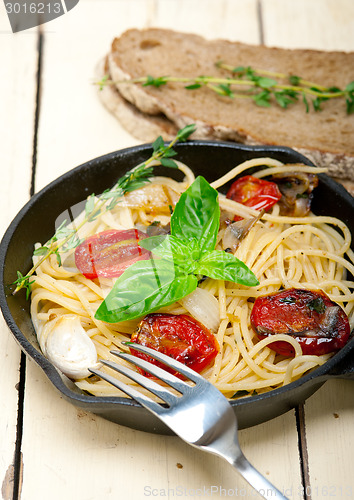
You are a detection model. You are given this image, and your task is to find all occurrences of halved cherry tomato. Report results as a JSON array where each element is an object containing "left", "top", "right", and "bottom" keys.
[
  {"left": 75, "top": 229, "right": 150, "bottom": 279},
  {"left": 226, "top": 175, "right": 282, "bottom": 212},
  {"left": 130, "top": 313, "right": 219, "bottom": 377},
  {"left": 250, "top": 288, "right": 350, "bottom": 356}
]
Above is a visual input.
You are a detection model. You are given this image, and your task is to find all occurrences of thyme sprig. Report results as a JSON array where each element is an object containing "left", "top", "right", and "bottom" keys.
[
  {"left": 13, "top": 124, "right": 196, "bottom": 295},
  {"left": 216, "top": 62, "right": 354, "bottom": 113},
  {"left": 96, "top": 62, "right": 354, "bottom": 114}
]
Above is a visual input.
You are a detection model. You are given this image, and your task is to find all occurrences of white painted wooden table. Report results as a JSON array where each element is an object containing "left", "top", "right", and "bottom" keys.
[{"left": 1, "top": 1, "right": 353, "bottom": 499}]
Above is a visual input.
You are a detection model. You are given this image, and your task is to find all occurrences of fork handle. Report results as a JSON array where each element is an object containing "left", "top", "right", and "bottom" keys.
[{"left": 230, "top": 453, "right": 288, "bottom": 499}]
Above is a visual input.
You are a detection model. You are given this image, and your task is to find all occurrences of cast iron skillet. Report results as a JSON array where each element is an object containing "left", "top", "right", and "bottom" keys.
[{"left": 1, "top": 141, "right": 353, "bottom": 435}]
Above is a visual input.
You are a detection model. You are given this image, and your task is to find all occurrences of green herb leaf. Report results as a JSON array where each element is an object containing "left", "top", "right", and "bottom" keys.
[
  {"left": 185, "top": 83, "right": 202, "bottom": 90},
  {"left": 143, "top": 75, "right": 168, "bottom": 88},
  {"left": 303, "top": 93, "right": 309, "bottom": 113},
  {"left": 346, "top": 93, "right": 354, "bottom": 114},
  {"left": 13, "top": 271, "right": 34, "bottom": 300},
  {"left": 52, "top": 219, "right": 70, "bottom": 241},
  {"left": 33, "top": 246, "right": 50, "bottom": 256},
  {"left": 176, "top": 123, "right": 196, "bottom": 141},
  {"left": 253, "top": 90, "right": 271, "bottom": 107},
  {"left": 312, "top": 96, "right": 328, "bottom": 112},
  {"left": 94, "top": 259, "right": 198, "bottom": 323},
  {"left": 98, "top": 74, "right": 109, "bottom": 91},
  {"left": 345, "top": 81, "right": 354, "bottom": 93},
  {"left": 171, "top": 176, "right": 220, "bottom": 255},
  {"left": 85, "top": 193, "right": 96, "bottom": 218},
  {"left": 215, "top": 83, "right": 234, "bottom": 98},
  {"left": 279, "top": 296, "right": 296, "bottom": 304},
  {"left": 257, "top": 77, "right": 277, "bottom": 89},
  {"left": 231, "top": 65, "right": 247, "bottom": 75},
  {"left": 160, "top": 158, "right": 178, "bottom": 168},
  {"left": 194, "top": 250, "right": 259, "bottom": 286},
  {"left": 307, "top": 297, "right": 326, "bottom": 313},
  {"left": 62, "top": 234, "right": 84, "bottom": 251},
  {"left": 289, "top": 75, "right": 301, "bottom": 86},
  {"left": 274, "top": 90, "right": 297, "bottom": 109},
  {"left": 152, "top": 135, "right": 164, "bottom": 152}
]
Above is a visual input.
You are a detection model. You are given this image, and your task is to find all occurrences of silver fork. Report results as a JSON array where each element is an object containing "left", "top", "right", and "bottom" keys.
[{"left": 89, "top": 342, "right": 288, "bottom": 500}]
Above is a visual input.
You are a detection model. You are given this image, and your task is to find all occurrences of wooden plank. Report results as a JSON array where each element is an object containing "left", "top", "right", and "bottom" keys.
[
  {"left": 262, "top": 0, "right": 354, "bottom": 50},
  {"left": 0, "top": 8, "right": 38, "bottom": 499},
  {"left": 262, "top": 0, "right": 354, "bottom": 495},
  {"left": 152, "top": 0, "right": 260, "bottom": 43},
  {"left": 303, "top": 380, "right": 354, "bottom": 497}
]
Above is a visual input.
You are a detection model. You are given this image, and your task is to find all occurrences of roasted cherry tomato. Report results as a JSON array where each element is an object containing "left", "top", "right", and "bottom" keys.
[
  {"left": 250, "top": 288, "right": 350, "bottom": 356},
  {"left": 226, "top": 175, "right": 282, "bottom": 212},
  {"left": 75, "top": 229, "right": 150, "bottom": 279},
  {"left": 130, "top": 313, "right": 219, "bottom": 377}
]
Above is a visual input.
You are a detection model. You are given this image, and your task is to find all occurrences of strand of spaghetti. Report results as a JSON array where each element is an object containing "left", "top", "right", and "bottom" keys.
[
  {"left": 253, "top": 165, "right": 327, "bottom": 178},
  {"left": 31, "top": 289, "right": 89, "bottom": 318},
  {"left": 283, "top": 355, "right": 329, "bottom": 385},
  {"left": 276, "top": 243, "right": 289, "bottom": 287},
  {"left": 68, "top": 281, "right": 129, "bottom": 346},
  {"left": 33, "top": 274, "right": 100, "bottom": 302},
  {"left": 37, "top": 254, "right": 78, "bottom": 279},
  {"left": 233, "top": 310, "right": 300, "bottom": 380},
  {"left": 169, "top": 160, "right": 195, "bottom": 186},
  {"left": 75, "top": 274, "right": 107, "bottom": 299},
  {"left": 218, "top": 280, "right": 227, "bottom": 320},
  {"left": 208, "top": 318, "right": 229, "bottom": 383},
  {"left": 284, "top": 249, "right": 354, "bottom": 276},
  {"left": 219, "top": 337, "right": 240, "bottom": 372},
  {"left": 252, "top": 224, "right": 352, "bottom": 276},
  {"left": 210, "top": 157, "right": 284, "bottom": 190}
]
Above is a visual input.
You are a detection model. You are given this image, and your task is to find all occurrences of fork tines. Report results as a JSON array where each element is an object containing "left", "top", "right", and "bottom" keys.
[{"left": 88, "top": 342, "right": 203, "bottom": 412}]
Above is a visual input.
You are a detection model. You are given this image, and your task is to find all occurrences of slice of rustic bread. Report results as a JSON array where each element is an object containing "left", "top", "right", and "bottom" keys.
[{"left": 103, "top": 28, "right": 354, "bottom": 181}]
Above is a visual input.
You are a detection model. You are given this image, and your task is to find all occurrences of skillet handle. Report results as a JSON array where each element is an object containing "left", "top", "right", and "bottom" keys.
[{"left": 326, "top": 345, "right": 354, "bottom": 380}]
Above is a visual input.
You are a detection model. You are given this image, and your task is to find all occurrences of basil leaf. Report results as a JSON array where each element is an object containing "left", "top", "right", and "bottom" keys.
[
  {"left": 140, "top": 235, "right": 200, "bottom": 271},
  {"left": 194, "top": 250, "right": 259, "bottom": 287},
  {"left": 94, "top": 258, "right": 197, "bottom": 323},
  {"left": 171, "top": 176, "right": 219, "bottom": 254}
]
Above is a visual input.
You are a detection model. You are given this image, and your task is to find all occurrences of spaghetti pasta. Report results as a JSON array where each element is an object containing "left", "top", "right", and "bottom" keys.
[{"left": 30, "top": 158, "right": 354, "bottom": 399}]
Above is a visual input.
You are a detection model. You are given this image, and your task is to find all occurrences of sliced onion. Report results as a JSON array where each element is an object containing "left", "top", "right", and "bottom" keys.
[
  {"left": 123, "top": 184, "right": 179, "bottom": 211},
  {"left": 180, "top": 287, "right": 220, "bottom": 332}
]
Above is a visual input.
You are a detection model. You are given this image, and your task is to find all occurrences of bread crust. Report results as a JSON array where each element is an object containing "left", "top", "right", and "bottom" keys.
[{"left": 97, "top": 57, "right": 177, "bottom": 141}]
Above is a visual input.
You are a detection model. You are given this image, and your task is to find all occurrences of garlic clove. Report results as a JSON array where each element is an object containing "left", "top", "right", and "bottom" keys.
[{"left": 43, "top": 315, "right": 98, "bottom": 380}]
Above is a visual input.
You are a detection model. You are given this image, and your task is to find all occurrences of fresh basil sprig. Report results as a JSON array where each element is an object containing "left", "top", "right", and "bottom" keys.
[{"left": 95, "top": 176, "right": 259, "bottom": 323}]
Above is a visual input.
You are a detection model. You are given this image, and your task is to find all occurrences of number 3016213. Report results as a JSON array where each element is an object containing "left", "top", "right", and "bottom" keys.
[{"left": 5, "top": 2, "right": 62, "bottom": 14}]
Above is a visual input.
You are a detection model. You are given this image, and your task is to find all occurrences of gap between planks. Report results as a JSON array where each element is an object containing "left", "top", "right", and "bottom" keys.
[{"left": 11, "top": 27, "right": 44, "bottom": 500}]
